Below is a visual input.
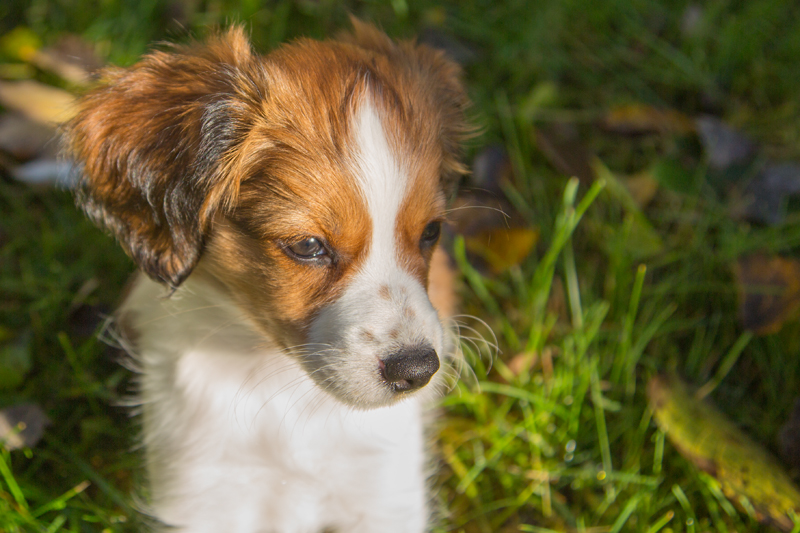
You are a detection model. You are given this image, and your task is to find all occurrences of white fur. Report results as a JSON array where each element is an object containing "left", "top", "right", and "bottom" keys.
[
  {"left": 124, "top": 98, "right": 445, "bottom": 532},
  {"left": 307, "top": 101, "right": 446, "bottom": 407}
]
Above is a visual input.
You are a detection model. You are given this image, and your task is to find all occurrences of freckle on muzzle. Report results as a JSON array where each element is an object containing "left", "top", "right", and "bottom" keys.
[{"left": 380, "top": 344, "right": 440, "bottom": 393}]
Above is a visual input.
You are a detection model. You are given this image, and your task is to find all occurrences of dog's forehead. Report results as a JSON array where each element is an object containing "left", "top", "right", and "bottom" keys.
[{"left": 247, "top": 47, "right": 448, "bottom": 242}]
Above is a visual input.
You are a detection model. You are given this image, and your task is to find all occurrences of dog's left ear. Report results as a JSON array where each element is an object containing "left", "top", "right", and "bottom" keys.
[
  {"left": 344, "top": 17, "right": 472, "bottom": 193},
  {"left": 67, "top": 27, "right": 264, "bottom": 288}
]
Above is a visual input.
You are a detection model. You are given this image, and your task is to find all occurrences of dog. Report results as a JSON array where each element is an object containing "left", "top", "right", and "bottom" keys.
[{"left": 66, "top": 19, "right": 470, "bottom": 533}]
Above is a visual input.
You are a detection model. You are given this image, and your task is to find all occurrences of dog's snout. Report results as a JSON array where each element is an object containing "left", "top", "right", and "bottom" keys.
[{"left": 381, "top": 345, "right": 440, "bottom": 393}]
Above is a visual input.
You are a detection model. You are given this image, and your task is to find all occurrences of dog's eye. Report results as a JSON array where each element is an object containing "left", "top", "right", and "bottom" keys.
[
  {"left": 286, "top": 238, "right": 328, "bottom": 262},
  {"left": 419, "top": 221, "right": 441, "bottom": 248}
]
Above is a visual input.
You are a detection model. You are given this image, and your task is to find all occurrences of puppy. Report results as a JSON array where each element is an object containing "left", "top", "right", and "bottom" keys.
[{"left": 66, "top": 20, "right": 469, "bottom": 533}]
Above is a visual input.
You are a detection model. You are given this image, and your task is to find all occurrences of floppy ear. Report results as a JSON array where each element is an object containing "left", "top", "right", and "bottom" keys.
[
  {"left": 67, "top": 27, "right": 264, "bottom": 288},
  {"left": 344, "top": 17, "right": 473, "bottom": 193}
]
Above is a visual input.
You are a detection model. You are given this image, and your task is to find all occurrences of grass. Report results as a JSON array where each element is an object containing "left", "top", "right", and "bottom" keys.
[{"left": 1, "top": 0, "right": 800, "bottom": 531}]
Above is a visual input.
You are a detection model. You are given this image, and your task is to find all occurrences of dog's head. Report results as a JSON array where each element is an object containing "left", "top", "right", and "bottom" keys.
[{"left": 67, "top": 21, "right": 470, "bottom": 408}]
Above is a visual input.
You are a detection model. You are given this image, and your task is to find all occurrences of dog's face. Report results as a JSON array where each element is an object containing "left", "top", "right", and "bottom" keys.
[{"left": 67, "top": 22, "right": 469, "bottom": 408}]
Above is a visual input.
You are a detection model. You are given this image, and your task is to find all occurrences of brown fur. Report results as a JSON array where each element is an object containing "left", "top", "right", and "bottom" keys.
[{"left": 67, "top": 22, "right": 470, "bottom": 343}]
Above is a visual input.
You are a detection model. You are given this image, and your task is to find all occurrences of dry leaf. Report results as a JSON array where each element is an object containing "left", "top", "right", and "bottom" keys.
[
  {"left": 649, "top": 375, "right": 800, "bottom": 532},
  {"left": 735, "top": 254, "right": 800, "bottom": 335},
  {"left": 0, "top": 80, "right": 76, "bottom": 125},
  {"left": 465, "top": 226, "right": 539, "bottom": 274},
  {"left": 602, "top": 104, "right": 695, "bottom": 135}
]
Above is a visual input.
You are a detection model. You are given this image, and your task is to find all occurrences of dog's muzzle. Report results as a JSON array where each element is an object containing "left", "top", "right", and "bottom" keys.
[{"left": 380, "top": 345, "right": 440, "bottom": 393}]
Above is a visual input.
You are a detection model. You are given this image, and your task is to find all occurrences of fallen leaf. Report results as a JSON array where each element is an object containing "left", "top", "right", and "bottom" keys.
[
  {"left": 735, "top": 254, "right": 800, "bottom": 335},
  {"left": 535, "top": 123, "right": 594, "bottom": 183},
  {"left": 465, "top": 226, "right": 539, "bottom": 274},
  {"left": 0, "top": 403, "right": 49, "bottom": 450},
  {"left": 0, "top": 80, "right": 76, "bottom": 125},
  {"left": 602, "top": 104, "right": 695, "bottom": 136},
  {"left": 743, "top": 163, "right": 800, "bottom": 226},
  {"left": 696, "top": 115, "right": 757, "bottom": 170},
  {"left": 649, "top": 375, "right": 800, "bottom": 532}
]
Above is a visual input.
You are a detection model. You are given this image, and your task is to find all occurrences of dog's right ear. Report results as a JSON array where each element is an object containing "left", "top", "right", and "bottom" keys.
[{"left": 67, "top": 27, "right": 264, "bottom": 289}]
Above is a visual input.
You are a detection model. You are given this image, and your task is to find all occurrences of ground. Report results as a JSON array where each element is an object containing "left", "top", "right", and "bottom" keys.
[{"left": 1, "top": 1, "right": 799, "bottom": 532}]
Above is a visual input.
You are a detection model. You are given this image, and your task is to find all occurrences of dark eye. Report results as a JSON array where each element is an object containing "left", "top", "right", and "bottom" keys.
[
  {"left": 420, "top": 221, "right": 441, "bottom": 248},
  {"left": 285, "top": 237, "right": 328, "bottom": 262}
]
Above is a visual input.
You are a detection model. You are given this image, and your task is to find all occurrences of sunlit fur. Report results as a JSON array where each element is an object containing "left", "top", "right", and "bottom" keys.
[{"left": 67, "top": 20, "right": 471, "bottom": 533}]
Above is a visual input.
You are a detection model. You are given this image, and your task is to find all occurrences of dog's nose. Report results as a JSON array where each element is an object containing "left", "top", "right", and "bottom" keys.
[{"left": 381, "top": 345, "right": 440, "bottom": 393}]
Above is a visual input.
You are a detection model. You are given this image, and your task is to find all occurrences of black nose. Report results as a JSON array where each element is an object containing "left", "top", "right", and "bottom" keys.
[{"left": 381, "top": 345, "right": 440, "bottom": 393}]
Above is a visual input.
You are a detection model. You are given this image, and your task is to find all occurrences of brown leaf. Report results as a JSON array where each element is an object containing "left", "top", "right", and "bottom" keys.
[
  {"left": 602, "top": 104, "right": 695, "bottom": 135},
  {"left": 465, "top": 226, "right": 539, "bottom": 274},
  {"left": 0, "top": 80, "right": 76, "bottom": 125},
  {"left": 735, "top": 254, "right": 800, "bottom": 335}
]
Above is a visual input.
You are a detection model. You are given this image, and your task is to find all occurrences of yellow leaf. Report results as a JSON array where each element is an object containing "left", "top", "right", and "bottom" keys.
[
  {"left": 465, "top": 226, "right": 539, "bottom": 274},
  {"left": 603, "top": 104, "right": 695, "bottom": 135},
  {"left": 0, "top": 80, "right": 76, "bottom": 125},
  {"left": 649, "top": 375, "right": 800, "bottom": 532}
]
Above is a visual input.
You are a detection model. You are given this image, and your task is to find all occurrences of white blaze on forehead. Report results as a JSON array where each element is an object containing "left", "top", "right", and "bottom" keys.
[
  {"left": 301, "top": 98, "right": 444, "bottom": 407},
  {"left": 351, "top": 99, "right": 407, "bottom": 260}
]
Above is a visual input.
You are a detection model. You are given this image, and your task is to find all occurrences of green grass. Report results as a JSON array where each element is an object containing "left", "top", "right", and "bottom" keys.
[{"left": 1, "top": 0, "right": 799, "bottom": 531}]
